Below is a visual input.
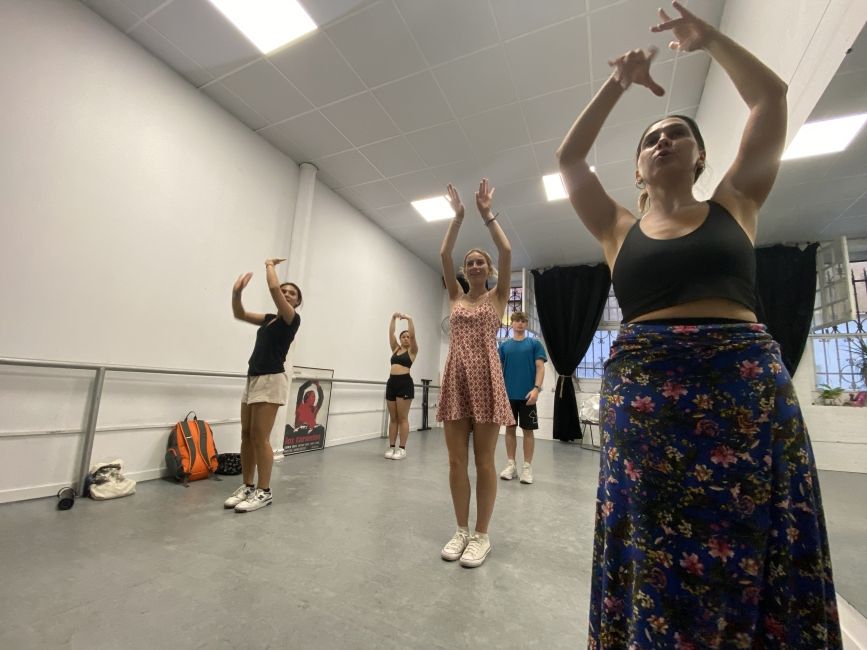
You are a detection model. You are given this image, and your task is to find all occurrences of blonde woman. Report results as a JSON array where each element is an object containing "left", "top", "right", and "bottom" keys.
[{"left": 384, "top": 313, "right": 417, "bottom": 459}]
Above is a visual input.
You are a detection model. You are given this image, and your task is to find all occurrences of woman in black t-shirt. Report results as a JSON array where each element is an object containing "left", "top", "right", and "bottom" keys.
[{"left": 225, "top": 258, "right": 301, "bottom": 513}]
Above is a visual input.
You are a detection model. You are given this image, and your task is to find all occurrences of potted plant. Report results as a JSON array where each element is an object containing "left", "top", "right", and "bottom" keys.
[{"left": 817, "top": 384, "right": 846, "bottom": 406}]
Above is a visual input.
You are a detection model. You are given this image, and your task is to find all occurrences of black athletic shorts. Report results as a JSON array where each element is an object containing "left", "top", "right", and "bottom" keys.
[
  {"left": 386, "top": 374, "right": 414, "bottom": 401},
  {"left": 509, "top": 399, "right": 538, "bottom": 430}
]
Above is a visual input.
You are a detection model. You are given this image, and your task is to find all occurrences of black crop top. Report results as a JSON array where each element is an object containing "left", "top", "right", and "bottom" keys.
[
  {"left": 390, "top": 349, "right": 413, "bottom": 369},
  {"left": 247, "top": 313, "right": 301, "bottom": 376},
  {"left": 611, "top": 201, "right": 756, "bottom": 323}
]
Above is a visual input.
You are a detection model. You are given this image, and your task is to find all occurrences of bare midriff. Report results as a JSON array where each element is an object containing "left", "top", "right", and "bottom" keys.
[
  {"left": 629, "top": 297, "right": 757, "bottom": 323},
  {"left": 390, "top": 365, "right": 411, "bottom": 376}
]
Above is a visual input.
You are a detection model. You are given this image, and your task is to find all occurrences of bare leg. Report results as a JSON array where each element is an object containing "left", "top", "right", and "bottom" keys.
[
  {"left": 249, "top": 402, "right": 280, "bottom": 490},
  {"left": 396, "top": 397, "right": 412, "bottom": 446},
  {"left": 386, "top": 400, "right": 398, "bottom": 446},
  {"left": 522, "top": 428, "right": 535, "bottom": 464},
  {"left": 240, "top": 402, "right": 254, "bottom": 485},
  {"left": 504, "top": 425, "right": 517, "bottom": 462},
  {"left": 472, "top": 422, "right": 500, "bottom": 534},
  {"left": 443, "top": 419, "right": 471, "bottom": 528}
]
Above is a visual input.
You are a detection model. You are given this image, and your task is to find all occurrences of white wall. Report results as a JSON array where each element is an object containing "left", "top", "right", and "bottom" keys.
[{"left": 0, "top": 0, "right": 444, "bottom": 503}]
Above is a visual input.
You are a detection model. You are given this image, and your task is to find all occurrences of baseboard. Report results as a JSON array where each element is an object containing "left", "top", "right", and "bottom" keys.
[
  {"left": 839, "top": 592, "right": 867, "bottom": 650},
  {"left": 323, "top": 431, "right": 382, "bottom": 447},
  {"left": 0, "top": 482, "right": 71, "bottom": 505}
]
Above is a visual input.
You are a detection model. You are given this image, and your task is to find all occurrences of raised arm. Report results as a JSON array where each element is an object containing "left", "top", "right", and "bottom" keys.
[
  {"left": 232, "top": 272, "right": 266, "bottom": 325},
  {"left": 652, "top": 2, "right": 787, "bottom": 226},
  {"left": 440, "top": 184, "right": 465, "bottom": 301},
  {"left": 475, "top": 179, "right": 512, "bottom": 310},
  {"left": 557, "top": 48, "right": 662, "bottom": 252},
  {"left": 389, "top": 313, "right": 399, "bottom": 352},
  {"left": 403, "top": 314, "right": 419, "bottom": 357},
  {"left": 265, "top": 258, "right": 297, "bottom": 325}
]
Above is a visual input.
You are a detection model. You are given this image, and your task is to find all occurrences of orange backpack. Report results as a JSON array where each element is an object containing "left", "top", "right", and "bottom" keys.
[{"left": 165, "top": 412, "right": 218, "bottom": 485}]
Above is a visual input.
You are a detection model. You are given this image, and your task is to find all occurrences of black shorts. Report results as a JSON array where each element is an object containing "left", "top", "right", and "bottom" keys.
[
  {"left": 509, "top": 399, "right": 538, "bottom": 430},
  {"left": 386, "top": 374, "right": 414, "bottom": 401}
]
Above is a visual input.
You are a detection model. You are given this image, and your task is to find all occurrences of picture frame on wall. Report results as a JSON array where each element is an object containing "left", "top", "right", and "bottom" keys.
[{"left": 283, "top": 367, "right": 334, "bottom": 455}]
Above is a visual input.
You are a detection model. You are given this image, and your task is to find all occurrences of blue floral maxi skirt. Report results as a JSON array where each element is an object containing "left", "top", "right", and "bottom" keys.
[{"left": 588, "top": 323, "right": 841, "bottom": 649}]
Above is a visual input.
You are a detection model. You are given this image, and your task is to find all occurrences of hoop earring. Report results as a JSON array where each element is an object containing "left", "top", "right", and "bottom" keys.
[{"left": 635, "top": 179, "right": 646, "bottom": 190}]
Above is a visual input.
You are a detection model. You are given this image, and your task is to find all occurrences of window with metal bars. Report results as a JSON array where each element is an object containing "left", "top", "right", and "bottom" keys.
[{"left": 575, "top": 289, "right": 621, "bottom": 379}]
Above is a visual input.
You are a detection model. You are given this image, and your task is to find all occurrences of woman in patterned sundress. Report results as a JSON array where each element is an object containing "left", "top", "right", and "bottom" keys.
[
  {"left": 437, "top": 179, "right": 515, "bottom": 568},
  {"left": 557, "top": 2, "right": 840, "bottom": 648}
]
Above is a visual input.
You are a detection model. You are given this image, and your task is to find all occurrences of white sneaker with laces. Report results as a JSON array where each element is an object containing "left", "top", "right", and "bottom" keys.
[
  {"left": 393, "top": 448, "right": 406, "bottom": 460},
  {"left": 441, "top": 529, "right": 470, "bottom": 561},
  {"left": 499, "top": 461, "right": 517, "bottom": 480},
  {"left": 459, "top": 534, "right": 491, "bottom": 568},
  {"left": 520, "top": 462, "right": 534, "bottom": 484},
  {"left": 384, "top": 447, "right": 396, "bottom": 459},
  {"left": 234, "top": 488, "right": 272, "bottom": 512},
  {"left": 223, "top": 485, "right": 254, "bottom": 509}
]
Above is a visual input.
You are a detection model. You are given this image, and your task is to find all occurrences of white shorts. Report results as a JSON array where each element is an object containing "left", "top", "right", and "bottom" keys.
[{"left": 241, "top": 372, "right": 288, "bottom": 405}]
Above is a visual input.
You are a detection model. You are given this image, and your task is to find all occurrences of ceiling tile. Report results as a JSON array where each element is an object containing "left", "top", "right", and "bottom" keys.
[
  {"left": 406, "top": 122, "right": 474, "bottom": 167},
  {"left": 119, "top": 0, "right": 167, "bottom": 18},
  {"left": 219, "top": 61, "right": 312, "bottom": 123},
  {"left": 146, "top": 0, "right": 260, "bottom": 79},
  {"left": 373, "top": 71, "right": 453, "bottom": 133},
  {"left": 85, "top": 0, "right": 140, "bottom": 32},
  {"left": 326, "top": 2, "right": 427, "bottom": 87},
  {"left": 359, "top": 136, "right": 425, "bottom": 177},
  {"left": 315, "top": 149, "right": 382, "bottom": 187},
  {"left": 128, "top": 22, "right": 214, "bottom": 87},
  {"left": 533, "top": 139, "right": 561, "bottom": 175},
  {"left": 594, "top": 159, "right": 637, "bottom": 192},
  {"left": 297, "top": 0, "right": 373, "bottom": 28},
  {"left": 490, "top": 0, "right": 586, "bottom": 41},
  {"left": 433, "top": 46, "right": 517, "bottom": 118},
  {"left": 596, "top": 116, "right": 651, "bottom": 165},
  {"left": 200, "top": 82, "right": 268, "bottom": 131},
  {"left": 396, "top": 0, "right": 498, "bottom": 66},
  {"left": 461, "top": 104, "right": 530, "bottom": 157},
  {"left": 809, "top": 68, "right": 867, "bottom": 121},
  {"left": 431, "top": 160, "right": 484, "bottom": 189},
  {"left": 493, "top": 177, "right": 547, "bottom": 208},
  {"left": 320, "top": 92, "right": 399, "bottom": 146},
  {"left": 377, "top": 203, "right": 424, "bottom": 230},
  {"left": 346, "top": 180, "right": 405, "bottom": 209},
  {"left": 603, "top": 62, "right": 672, "bottom": 127},
  {"left": 522, "top": 84, "right": 591, "bottom": 143},
  {"left": 478, "top": 145, "right": 539, "bottom": 185},
  {"left": 505, "top": 16, "right": 590, "bottom": 100},
  {"left": 268, "top": 31, "right": 365, "bottom": 107},
  {"left": 259, "top": 111, "right": 352, "bottom": 160},
  {"left": 667, "top": 52, "right": 711, "bottom": 112},
  {"left": 389, "top": 169, "right": 444, "bottom": 201}
]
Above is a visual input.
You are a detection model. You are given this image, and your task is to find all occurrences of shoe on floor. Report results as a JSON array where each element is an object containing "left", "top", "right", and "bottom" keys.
[
  {"left": 499, "top": 461, "right": 517, "bottom": 480},
  {"left": 384, "top": 447, "right": 396, "bottom": 459},
  {"left": 393, "top": 448, "right": 406, "bottom": 460},
  {"left": 441, "top": 529, "right": 470, "bottom": 561},
  {"left": 520, "top": 462, "right": 534, "bottom": 484},
  {"left": 223, "top": 485, "right": 254, "bottom": 509},
  {"left": 234, "top": 488, "right": 272, "bottom": 512},
  {"left": 459, "top": 534, "right": 491, "bottom": 568}
]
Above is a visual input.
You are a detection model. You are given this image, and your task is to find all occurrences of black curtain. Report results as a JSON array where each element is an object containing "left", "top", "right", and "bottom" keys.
[
  {"left": 755, "top": 243, "right": 818, "bottom": 375},
  {"left": 532, "top": 265, "right": 611, "bottom": 441}
]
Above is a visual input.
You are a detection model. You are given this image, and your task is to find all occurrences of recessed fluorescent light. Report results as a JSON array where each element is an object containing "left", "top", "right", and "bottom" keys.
[
  {"left": 543, "top": 173, "right": 568, "bottom": 201},
  {"left": 208, "top": 0, "right": 317, "bottom": 54},
  {"left": 782, "top": 113, "right": 867, "bottom": 161},
  {"left": 412, "top": 196, "right": 454, "bottom": 222}
]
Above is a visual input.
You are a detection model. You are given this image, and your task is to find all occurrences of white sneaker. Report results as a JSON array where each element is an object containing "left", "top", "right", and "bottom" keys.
[
  {"left": 393, "top": 448, "right": 406, "bottom": 460},
  {"left": 459, "top": 534, "right": 491, "bottom": 568},
  {"left": 223, "top": 485, "right": 254, "bottom": 509},
  {"left": 441, "top": 529, "right": 470, "bottom": 561},
  {"left": 384, "top": 447, "right": 395, "bottom": 459},
  {"left": 520, "top": 462, "right": 534, "bottom": 484},
  {"left": 499, "top": 461, "right": 517, "bottom": 480},
  {"left": 234, "top": 488, "right": 272, "bottom": 512}
]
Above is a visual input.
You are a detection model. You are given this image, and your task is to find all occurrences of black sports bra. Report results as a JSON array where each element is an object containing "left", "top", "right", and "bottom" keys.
[
  {"left": 390, "top": 349, "right": 413, "bottom": 368},
  {"left": 612, "top": 201, "right": 757, "bottom": 322}
]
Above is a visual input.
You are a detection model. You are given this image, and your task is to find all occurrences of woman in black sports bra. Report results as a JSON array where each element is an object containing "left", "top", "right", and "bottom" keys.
[
  {"left": 558, "top": 3, "right": 840, "bottom": 648},
  {"left": 384, "top": 313, "right": 418, "bottom": 460}
]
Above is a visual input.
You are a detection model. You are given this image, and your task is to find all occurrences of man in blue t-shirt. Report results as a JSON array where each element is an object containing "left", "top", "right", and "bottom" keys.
[{"left": 498, "top": 311, "right": 547, "bottom": 484}]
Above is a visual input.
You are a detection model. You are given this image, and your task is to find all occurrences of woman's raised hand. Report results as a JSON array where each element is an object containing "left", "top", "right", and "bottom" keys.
[
  {"left": 651, "top": 1, "right": 715, "bottom": 53},
  {"left": 475, "top": 178, "right": 495, "bottom": 220},
  {"left": 446, "top": 184, "right": 464, "bottom": 221},
  {"left": 233, "top": 272, "right": 253, "bottom": 293},
  {"left": 608, "top": 46, "right": 664, "bottom": 96},
  {"left": 265, "top": 258, "right": 286, "bottom": 266}
]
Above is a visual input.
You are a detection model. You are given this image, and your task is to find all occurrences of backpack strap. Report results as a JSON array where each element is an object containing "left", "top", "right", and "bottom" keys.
[{"left": 178, "top": 418, "right": 198, "bottom": 486}]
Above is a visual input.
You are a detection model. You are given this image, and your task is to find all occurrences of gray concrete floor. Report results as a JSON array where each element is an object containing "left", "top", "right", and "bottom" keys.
[{"left": 0, "top": 432, "right": 863, "bottom": 649}]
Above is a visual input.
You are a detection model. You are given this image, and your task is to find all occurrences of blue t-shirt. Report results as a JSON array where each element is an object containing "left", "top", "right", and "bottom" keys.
[{"left": 498, "top": 337, "right": 547, "bottom": 400}]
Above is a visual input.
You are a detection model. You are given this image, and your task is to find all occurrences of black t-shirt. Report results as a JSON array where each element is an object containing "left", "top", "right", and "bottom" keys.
[{"left": 247, "top": 312, "right": 300, "bottom": 376}]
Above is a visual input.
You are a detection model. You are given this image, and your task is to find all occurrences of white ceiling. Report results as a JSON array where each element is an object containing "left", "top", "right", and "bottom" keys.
[{"left": 82, "top": 0, "right": 867, "bottom": 270}]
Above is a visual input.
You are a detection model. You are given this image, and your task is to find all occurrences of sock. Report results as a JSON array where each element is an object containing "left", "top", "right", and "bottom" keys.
[
  {"left": 399, "top": 445, "right": 405, "bottom": 449},
  {"left": 245, "top": 483, "right": 255, "bottom": 489},
  {"left": 457, "top": 526, "right": 469, "bottom": 535},
  {"left": 507, "top": 459, "right": 516, "bottom": 465},
  {"left": 390, "top": 445, "right": 396, "bottom": 449},
  {"left": 523, "top": 461, "right": 531, "bottom": 467},
  {"left": 475, "top": 532, "right": 490, "bottom": 542},
  {"left": 260, "top": 487, "right": 271, "bottom": 493}
]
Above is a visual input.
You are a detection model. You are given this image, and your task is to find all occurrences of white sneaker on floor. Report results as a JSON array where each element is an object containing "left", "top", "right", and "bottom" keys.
[
  {"left": 384, "top": 447, "right": 396, "bottom": 459},
  {"left": 441, "top": 529, "right": 470, "bottom": 561},
  {"left": 459, "top": 534, "right": 491, "bottom": 568},
  {"left": 234, "top": 488, "right": 272, "bottom": 512},
  {"left": 223, "top": 485, "right": 254, "bottom": 509},
  {"left": 393, "top": 448, "right": 406, "bottom": 460},
  {"left": 520, "top": 462, "right": 534, "bottom": 484},
  {"left": 499, "top": 461, "right": 517, "bottom": 480}
]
